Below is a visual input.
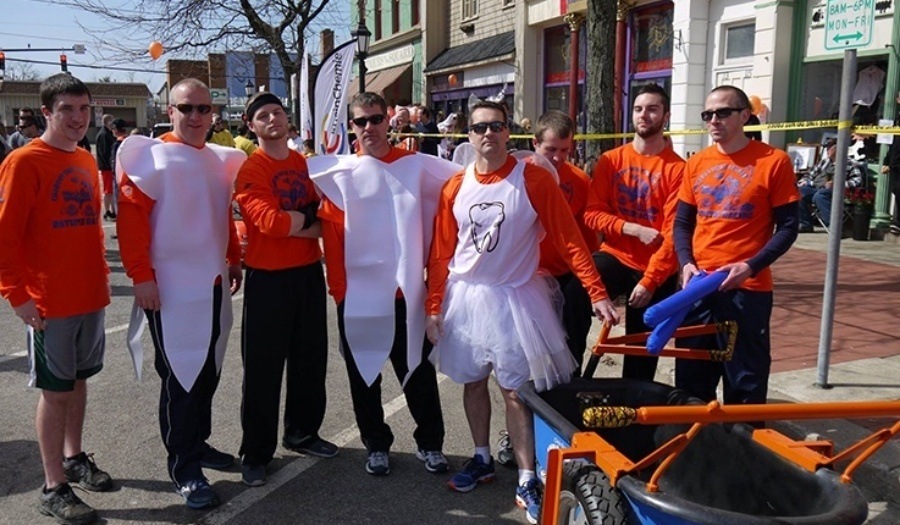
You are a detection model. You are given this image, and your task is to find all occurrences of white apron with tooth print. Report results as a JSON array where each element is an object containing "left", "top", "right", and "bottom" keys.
[{"left": 437, "top": 159, "right": 574, "bottom": 392}]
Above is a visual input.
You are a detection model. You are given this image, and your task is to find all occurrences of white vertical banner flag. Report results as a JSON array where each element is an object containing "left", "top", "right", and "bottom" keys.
[
  {"left": 299, "top": 49, "right": 313, "bottom": 141},
  {"left": 314, "top": 39, "right": 357, "bottom": 155}
]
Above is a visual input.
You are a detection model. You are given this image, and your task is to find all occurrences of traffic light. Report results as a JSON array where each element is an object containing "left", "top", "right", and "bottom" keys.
[{"left": 60, "top": 53, "right": 68, "bottom": 72}]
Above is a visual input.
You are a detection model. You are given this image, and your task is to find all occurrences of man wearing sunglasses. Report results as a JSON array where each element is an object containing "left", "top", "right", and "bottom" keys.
[
  {"left": 311, "top": 92, "right": 456, "bottom": 479},
  {"left": 116, "top": 78, "right": 246, "bottom": 509},
  {"left": 673, "top": 85, "right": 799, "bottom": 407},
  {"left": 583, "top": 83, "right": 684, "bottom": 381},
  {"left": 425, "top": 100, "right": 619, "bottom": 525}
]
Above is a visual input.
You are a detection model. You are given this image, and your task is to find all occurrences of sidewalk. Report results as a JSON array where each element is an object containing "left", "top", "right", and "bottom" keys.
[{"left": 766, "top": 230, "right": 900, "bottom": 519}]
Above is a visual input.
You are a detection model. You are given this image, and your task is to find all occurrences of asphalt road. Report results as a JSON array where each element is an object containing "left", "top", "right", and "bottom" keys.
[{"left": 0, "top": 223, "right": 533, "bottom": 525}]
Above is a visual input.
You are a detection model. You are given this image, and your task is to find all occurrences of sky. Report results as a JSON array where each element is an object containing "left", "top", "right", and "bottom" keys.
[{"left": 2, "top": 0, "right": 351, "bottom": 94}]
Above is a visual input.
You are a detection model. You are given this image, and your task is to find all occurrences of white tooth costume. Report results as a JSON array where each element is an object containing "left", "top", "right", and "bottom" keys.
[
  {"left": 116, "top": 135, "right": 246, "bottom": 391},
  {"left": 309, "top": 153, "right": 459, "bottom": 386}
]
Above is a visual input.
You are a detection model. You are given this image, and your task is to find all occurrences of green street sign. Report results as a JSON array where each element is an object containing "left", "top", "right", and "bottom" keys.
[{"left": 824, "top": 0, "right": 875, "bottom": 51}]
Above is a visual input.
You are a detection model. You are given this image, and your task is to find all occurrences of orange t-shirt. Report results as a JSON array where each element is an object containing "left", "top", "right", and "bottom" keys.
[
  {"left": 234, "top": 148, "right": 321, "bottom": 270},
  {"left": 317, "top": 146, "right": 416, "bottom": 303},
  {"left": 538, "top": 161, "right": 600, "bottom": 277},
  {"left": 585, "top": 144, "right": 685, "bottom": 291},
  {"left": 117, "top": 133, "right": 242, "bottom": 284},
  {"left": 0, "top": 139, "right": 110, "bottom": 317},
  {"left": 678, "top": 140, "right": 800, "bottom": 292},
  {"left": 426, "top": 156, "right": 608, "bottom": 315}
]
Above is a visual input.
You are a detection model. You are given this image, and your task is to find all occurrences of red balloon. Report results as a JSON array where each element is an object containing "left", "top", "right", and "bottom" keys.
[
  {"left": 448, "top": 74, "right": 458, "bottom": 87},
  {"left": 749, "top": 95, "right": 762, "bottom": 116},
  {"left": 148, "top": 41, "right": 164, "bottom": 60}
]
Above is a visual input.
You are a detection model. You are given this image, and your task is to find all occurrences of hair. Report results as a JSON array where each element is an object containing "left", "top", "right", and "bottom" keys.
[
  {"left": 349, "top": 92, "right": 387, "bottom": 115},
  {"left": 102, "top": 114, "right": 115, "bottom": 126},
  {"left": 468, "top": 100, "right": 508, "bottom": 125},
  {"left": 744, "top": 114, "right": 762, "bottom": 141},
  {"left": 18, "top": 107, "right": 34, "bottom": 117},
  {"left": 237, "top": 124, "right": 250, "bottom": 136},
  {"left": 710, "top": 85, "right": 751, "bottom": 111},
  {"left": 535, "top": 110, "right": 574, "bottom": 142},
  {"left": 420, "top": 107, "right": 432, "bottom": 120},
  {"left": 634, "top": 83, "right": 671, "bottom": 113},
  {"left": 170, "top": 78, "right": 209, "bottom": 99},
  {"left": 288, "top": 124, "right": 298, "bottom": 133},
  {"left": 303, "top": 138, "right": 315, "bottom": 150},
  {"left": 40, "top": 74, "right": 92, "bottom": 110}
]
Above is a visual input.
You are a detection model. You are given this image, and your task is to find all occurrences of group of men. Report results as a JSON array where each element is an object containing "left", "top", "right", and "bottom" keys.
[{"left": 0, "top": 73, "right": 799, "bottom": 525}]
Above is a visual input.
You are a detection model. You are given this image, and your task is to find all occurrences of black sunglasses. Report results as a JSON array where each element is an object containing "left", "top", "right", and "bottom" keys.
[
  {"left": 470, "top": 121, "right": 507, "bottom": 134},
  {"left": 171, "top": 103, "right": 213, "bottom": 115},
  {"left": 351, "top": 114, "right": 386, "bottom": 127},
  {"left": 700, "top": 107, "right": 745, "bottom": 122}
]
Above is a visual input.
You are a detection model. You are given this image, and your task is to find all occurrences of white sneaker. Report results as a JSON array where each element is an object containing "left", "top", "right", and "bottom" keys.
[{"left": 416, "top": 449, "right": 449, "bottom": 473}]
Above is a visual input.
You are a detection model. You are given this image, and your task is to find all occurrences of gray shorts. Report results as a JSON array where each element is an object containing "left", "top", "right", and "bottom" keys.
[{"left": 27, "top": 309, "right": 106, "bottom": 392}]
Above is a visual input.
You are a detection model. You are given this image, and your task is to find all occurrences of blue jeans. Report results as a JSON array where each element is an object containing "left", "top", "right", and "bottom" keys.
[{"left": 799, "top": 185, "right": 837, "bottom": 227}]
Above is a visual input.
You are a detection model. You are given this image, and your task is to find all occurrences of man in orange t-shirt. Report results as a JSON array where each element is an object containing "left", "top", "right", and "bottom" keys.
[
  {"left": 0, "top": 74, "right": 111, "bottom": 524},
  {"left": 673, "top": 85, "right": 800, "bottom": 405},
  {"left": 584, "top": 83, "right": 684, "bottom": 381},
  {"left": 533, "top": 110, "right": 600, "bottom": 373},
  {"left": 233, "top": 92, "right": 335, "bottom": 487}
]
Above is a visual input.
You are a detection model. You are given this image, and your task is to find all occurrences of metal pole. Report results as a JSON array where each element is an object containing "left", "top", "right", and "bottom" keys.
[
  {"left": 816, "top": 48, "right": 856, "bottom": 388},
  {"left": 565, "top": 13, "right": 583, "bottom": 124},
  {"left": 359, "top": 58, "right": 367, "bottom": 94}
]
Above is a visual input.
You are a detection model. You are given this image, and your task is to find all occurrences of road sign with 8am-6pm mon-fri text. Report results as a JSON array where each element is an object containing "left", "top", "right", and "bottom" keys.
[{"left": 824, "top": 0, "right": 875, "bottom": 51}]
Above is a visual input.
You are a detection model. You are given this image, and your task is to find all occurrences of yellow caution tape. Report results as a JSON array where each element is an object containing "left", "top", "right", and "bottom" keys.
[{"left": 389, "top": 120, "right": 900, "bottom": 141}]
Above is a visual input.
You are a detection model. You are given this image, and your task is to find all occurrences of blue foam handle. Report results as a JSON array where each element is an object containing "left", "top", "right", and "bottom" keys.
[{"left": 643, "top": 270, "right": 727, "bottom": 328}]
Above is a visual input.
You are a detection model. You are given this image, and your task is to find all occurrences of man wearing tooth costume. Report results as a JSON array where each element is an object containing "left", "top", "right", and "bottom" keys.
[
  {"left": 309, "top": 92, "right": 456, "bottom": 476},
  {"left": 425, "top": 100, "right": 619, "bottom": 513},
  {"left": 116, "top": 78, "right": 246, "bottom": 508}
]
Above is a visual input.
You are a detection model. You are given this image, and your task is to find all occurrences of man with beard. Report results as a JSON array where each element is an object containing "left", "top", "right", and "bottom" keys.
[
  {"left": 233, "top": 92, "right": 335, "bottom": 487},
  {"left": 673, "top": 85, "right": 799, "bottom": 405},
  {"left": 583, "top": 83, "right": 684, "bottom": 381}
]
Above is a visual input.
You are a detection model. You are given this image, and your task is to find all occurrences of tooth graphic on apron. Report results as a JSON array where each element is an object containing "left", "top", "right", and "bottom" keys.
[{"left": 468, "top": 202, "right": 505, "bottom": 253}]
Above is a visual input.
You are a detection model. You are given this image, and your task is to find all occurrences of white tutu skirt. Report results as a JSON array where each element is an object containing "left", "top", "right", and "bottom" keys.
[{"left": 436, "top": 273, "right": 575, "bottom": 392}]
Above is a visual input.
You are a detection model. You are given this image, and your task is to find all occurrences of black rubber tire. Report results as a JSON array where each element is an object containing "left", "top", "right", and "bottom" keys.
[{"left": 549, "top": 461, "right": 630, "bottom": 525}]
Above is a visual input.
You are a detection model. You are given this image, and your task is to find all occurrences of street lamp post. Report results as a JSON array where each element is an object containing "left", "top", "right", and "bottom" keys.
[
  {"left": 352, "top": 21, "right": 371, "bottom": 94},
  {"left": 245, "top": 79, "right": 255, "bottom": 98}
]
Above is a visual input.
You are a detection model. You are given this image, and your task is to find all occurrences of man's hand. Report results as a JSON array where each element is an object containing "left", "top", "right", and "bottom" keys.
[
  {"left": 628, "top": 284, "right": 652, "bottom": 309},
  {"left": 592, "top": 298, "right": 620, "bottom": 326},
  {"left": 14, "top": 299, "right": 47, "bottom": 331},
  {"left": 717, "top": 262, "right": 752, "bottom": 291},
  {"left": 425, "top": 314, "right": 444, "bottom": 344},
  {"left": 134, "top": 281, "right": 161, "bottom": 311},
  {"left": 228, "top": 264, "right": 243, "bottom": 295},
  {"left": 622, "top": 222, "right": 661, "bottom": 246},
  {"left": 681, "top": 262, "right": 701, "bottom": 289},
  {"left": 882, "top": 165, "right": 890, "bottom": 174},
  {"left": 287, "top": 210, "right": 306, "bottom": 236}
]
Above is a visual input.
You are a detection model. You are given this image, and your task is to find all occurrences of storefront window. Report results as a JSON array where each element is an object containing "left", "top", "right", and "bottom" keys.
[
  {"left": 543, "top": 25, "right": 586, "bottom": 115},
  {"left": 632, "top": 3, "right": 674, "bottom": 73}
]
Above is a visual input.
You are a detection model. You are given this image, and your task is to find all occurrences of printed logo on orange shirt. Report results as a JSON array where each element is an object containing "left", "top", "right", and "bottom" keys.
[
  {"left": 272, "top": 169, "right": 312, "bottom": 210},
  {"left": 614, "top": 166, "right": 660, "bottom": 223},
  {"left": 49, "top": 166, "right": 99, "bottom": 228},
  {"left": 692, "top": 163, "right": 755, "bottom": 220}
]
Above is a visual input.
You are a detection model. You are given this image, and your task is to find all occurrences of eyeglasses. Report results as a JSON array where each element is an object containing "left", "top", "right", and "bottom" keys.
[
  {"left": 700, "top": 107, "right": 745, "bottom": 122},
  {"left": 171, "top": 103, "right": 213, "bottom": 115},
  {"left": 351, "top": 114, "right": 386, "bottom": 127},
  {"left": 470, "top": 121, "right": 508, "bottom": 134}
]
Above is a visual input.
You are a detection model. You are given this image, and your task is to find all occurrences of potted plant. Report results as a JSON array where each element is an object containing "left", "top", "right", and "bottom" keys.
[{"left": 845, "top": 187, "right": 875, "bottom": 240}]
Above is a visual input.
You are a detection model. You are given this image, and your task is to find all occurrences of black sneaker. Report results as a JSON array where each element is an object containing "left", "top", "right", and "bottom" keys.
[
  {"left": 63, "top": 452, "right": 113, "bottom": 492},
  {"left": 38, "top": 483, "right": 98, "bottom": 525},
  {"left": 176, "top": 479, "right": 220, "bottom": 509},
  {"left": 200, "top": 446, "right": 234, "bottom": 470},
  {"left": 282, "top": 435, "right": 338, "bottom": 458},
  {"left": 365, "top": 451, "right": 390, "bottom": 476},
  {"left": 241, "top": 463, "right": 267, "bottom": 487}
]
